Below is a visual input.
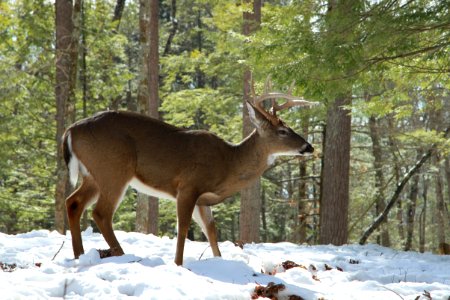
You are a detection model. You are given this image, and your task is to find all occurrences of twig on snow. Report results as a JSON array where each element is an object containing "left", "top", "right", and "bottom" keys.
[{"left": 52, "top": 241, "right": 65, "bottom": 261}]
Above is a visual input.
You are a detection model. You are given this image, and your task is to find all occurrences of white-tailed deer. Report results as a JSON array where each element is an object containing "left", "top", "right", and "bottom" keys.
[{"left": 63, "top": 79, "right": 317, "bottom": 265}]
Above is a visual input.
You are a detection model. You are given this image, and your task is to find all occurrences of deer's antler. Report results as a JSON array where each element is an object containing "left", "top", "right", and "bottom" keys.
[{"left": 250, "top": 76, "right": 319, "bottom": 125}]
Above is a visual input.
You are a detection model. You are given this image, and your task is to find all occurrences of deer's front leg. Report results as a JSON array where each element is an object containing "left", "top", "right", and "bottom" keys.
[{"left": 174, "top": 192, "right": 197, "bottom": 266}]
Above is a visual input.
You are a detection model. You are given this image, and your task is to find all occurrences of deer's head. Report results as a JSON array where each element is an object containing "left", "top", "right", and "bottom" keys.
[{"left": 246, "top": 78, "right": 317, "bottom": 160}]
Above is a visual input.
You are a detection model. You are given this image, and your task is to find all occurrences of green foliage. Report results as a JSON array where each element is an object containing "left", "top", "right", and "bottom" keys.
[
  {"left": 162, "top": 87, "right": 242, "bottom": 141},
  {"left": 0, "top": 0, "right": 55, "bottom": 233}
]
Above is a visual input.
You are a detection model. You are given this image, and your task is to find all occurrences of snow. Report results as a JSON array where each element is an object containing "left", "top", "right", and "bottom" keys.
[{"left": 0, "top": 229, "right": 449, "bottom": 299}]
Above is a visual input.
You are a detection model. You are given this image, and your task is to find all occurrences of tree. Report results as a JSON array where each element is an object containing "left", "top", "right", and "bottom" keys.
[
  {"left": 239, "top": 0, "right": 261, "bottom": 243},
  {"left": 112, "top": 0, "right": 126, "bottom": 29},
  {"left": 368, "top": 114, "right": 390, "bottom": 247},
  {"left": 319, "top": 96, "right": 352, "bottom": 245},
  {"left": 318, "top": 0, "right": 356, "bottom": 245},
  {"left": 136, "top": 0, "right": 159, "bottom": 234},
  {"left": 54, "top": 0, "right": 81, "bottom": 234}
]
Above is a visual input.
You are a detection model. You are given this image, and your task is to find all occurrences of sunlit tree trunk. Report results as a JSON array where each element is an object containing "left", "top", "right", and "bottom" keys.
[
  {"left": 404, "top": 171, "right": 419, "bottom": 251},
  {"left": 387, "top": 116, "right": 405, "bottom": 240},
  {"left": 418, "top": 177, "right": 428, "bottom": 253},
  {"left": 136, "top": 0, "right": 159, "bottom": 234},
  {"left": 435, "top": 156, "right": 447, "bottom": 247},
  {"left": 319, "top": 96, "right": 351, "bottom": 245},
  {"left": 55, "top": 0, "right": 80, "bottom": 234},
  {"left": 318, "top": 0, "right": 352, "bottom": 246},
  {"left": 239, "top": 0, "right": 261, "bottom": 243},
  {"left": 430, "top": 97, "right": 447, "bottom": 250},
  {"left": 80, "top": 0, "right": 89, "bottom": 230},
  {"left": 294, "top": 117, "right": 309, "bottom": 243},
  {"left": 368, "top": 115, "right": 390, "bottom": 247}
]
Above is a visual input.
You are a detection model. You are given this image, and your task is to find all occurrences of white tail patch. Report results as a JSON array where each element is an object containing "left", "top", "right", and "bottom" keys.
[
  {"left": 66, "top": 132, "right": 89, "bottom": 186},
  {"left": 67, "top": 133, "right": 79, "bottom": 186}
]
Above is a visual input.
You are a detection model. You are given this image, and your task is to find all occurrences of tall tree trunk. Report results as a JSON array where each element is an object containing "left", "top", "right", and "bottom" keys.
[
  {"left": 387, "top": 116, "right": 405, "bottom": 241},
  {"left": 294, "top": 117, "right": 309, "bottom": 243},
  {"left": 136, "top": 0, "right": 159, "bottom": 234},
  {"left": 68, "top": 0, "right": 81, "bottom": 125},
  {"left": 419, "top": 176, "right": 428, "bottom": 253},
  {"left": 404, "top": 171, "right": 419, "bottom": 251},
  {"left": 319, "top": 96, "right": 352, "bottom": 245},
  {"left": 239, "top": 0, "right": 261, "bottom": 243},
  {"left": 368, "top": 116, "right": 390, "bottom": 247},
  {"left": 435, "top": 154, "right": 447, "bottom": 247},
  {"left": 429, "top": 97, "right": 448, "bottom": 250},
  {"left": 80, "top": 0, "right": 89, "bottom": 230},
  {"left": 112, "top": 0, "right": 126, "bottom": 29},
  {"left": 55, "top": 0, "right": 80, "bottom": 234},
  {"left": 312, "top": 129, "right": 323, "bottom": 244},
  {"left": 147, "top": 0, "right": 159, "bottom": 235},
  {"left": 445, "top": 157, "right": 450, "bottom": 218},
  {"left": 163, "top": 0, "right": 177, "bottom": 56},
  {"left": 261, "top": 188, "right": 267, "bottom": 242},
  {"left": 54, "top": 0, "right": 73, "bottom": 234}
]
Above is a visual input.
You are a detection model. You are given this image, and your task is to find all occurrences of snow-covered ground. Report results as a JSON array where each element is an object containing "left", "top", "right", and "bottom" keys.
[{"left": 0, "top": 229, "right": 449, "bottom": 299}]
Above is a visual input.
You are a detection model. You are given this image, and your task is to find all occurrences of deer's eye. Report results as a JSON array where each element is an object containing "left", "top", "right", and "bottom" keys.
[{"left": 277, "top": 128, "right": 289, "bottom": 136}]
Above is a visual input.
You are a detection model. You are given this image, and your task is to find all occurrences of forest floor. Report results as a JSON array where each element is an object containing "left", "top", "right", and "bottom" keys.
[{"left": 0, "top": 229, "right": 449, "bottom": 299}]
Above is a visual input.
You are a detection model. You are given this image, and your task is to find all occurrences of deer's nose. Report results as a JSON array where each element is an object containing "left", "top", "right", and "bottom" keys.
[{"left": 300, "top": 143, "right": 314, "bottom": 154}]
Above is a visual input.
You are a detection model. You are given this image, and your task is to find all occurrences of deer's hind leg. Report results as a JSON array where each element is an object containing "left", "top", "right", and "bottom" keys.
[
  {"left": 92, "top": 183, "right": 129, "bottom": 257},
  {"left": 192, "top": 205, "right": 222, "bottom": 257},
  {"left": 66, "top": 175, "right": 99, "bottom": 259}
]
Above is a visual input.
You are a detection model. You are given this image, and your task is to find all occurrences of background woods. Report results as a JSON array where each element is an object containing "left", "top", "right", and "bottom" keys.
[{"left": 0, "top": 0, "right": 449, "bottom": 254}]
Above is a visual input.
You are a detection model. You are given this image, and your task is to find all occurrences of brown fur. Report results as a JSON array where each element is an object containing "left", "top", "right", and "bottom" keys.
[{"left": 63, "top": 108, "right": 313, "bottom": 265}]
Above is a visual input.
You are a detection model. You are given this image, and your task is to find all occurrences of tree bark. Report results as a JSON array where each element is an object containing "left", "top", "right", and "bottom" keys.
[
  {"left": 163, "top": 0, "right": 177, "bottom": 56},
  {"left": 147, "top": 0, "right": 159, "bottom": 235},
  {"left": 429, "top": 97, "right": 448, "bottom": 250},
  {"left": 294, "top": 117, "right": 309, "bottom": 243},
  {"left": 112, "top": 0, "right": 126, "bottom": 29},
  {"left": 404, "top": 171, "right": 419, "bottom": 251},
  {"left": 239, "top": 0, "right": 261, "bottom": 243},
  {"left": 387, "top": 116, "right": 405, "bottom": 240},
  {"left": 434, "top": 154, "right": 447, "bottom": 247},
  {"left": 55, "top": 0, "right": 72, "bottom": 234},
  {"left": 80, "top": 0, "right": 89, "bottom": 230},
  {"left": 368, "top": 116, "right": 390, "bottom": 247},
  {"left": 418, "top": 177, "right": 428, "bottom": 253},
  {"left": 319, "top": 96, "right": 352, "bottom": 245},
  {"left": 136, "top": 0, "right": 159, "bottom": 235},
  {"left": 261, "top": 188, "right": 267, "bottom": 242},
  {"left": 68, "top": 0, "right": 81, "bottom": 125},
  {"left": 445, "top": 157, "right": 450, "bottom": 220},
  {"left": 55, "top": 0, "right": 80, "bottom": 234}
]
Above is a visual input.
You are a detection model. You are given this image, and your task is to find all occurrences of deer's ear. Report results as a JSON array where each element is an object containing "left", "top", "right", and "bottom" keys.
[{"left": 246, "top": 101, "right": 270, "bottom": 132}]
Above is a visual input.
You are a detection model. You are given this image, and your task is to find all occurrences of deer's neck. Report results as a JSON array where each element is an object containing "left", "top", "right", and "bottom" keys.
[{"left": 231, "top": 130, "right": 269, "bottom": 183}]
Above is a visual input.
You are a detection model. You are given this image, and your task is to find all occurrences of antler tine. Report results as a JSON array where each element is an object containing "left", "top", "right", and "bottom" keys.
[
  {"left": 250, "top": 77, "right": 319, "bottom": 125},
  {"left": 267, "top": 78, "right": 276, "bottom": 113},
  {"left": 287, "top": 80, "right": 296, "bottom": 95},
  {"left": 248, "top": 73, "right": 270, "bottom": 118},
  {"left": 263, "top": 75, "right": 272, "bottom": 94},
  {"left": 272, "top": 97, "right": 320, "bottom": 112},
  {"left": 255, "top": 92, "right": 319, "bottom": 114},
  {"left": 250, "top": 78, "right": 257, "bottom": 103}
]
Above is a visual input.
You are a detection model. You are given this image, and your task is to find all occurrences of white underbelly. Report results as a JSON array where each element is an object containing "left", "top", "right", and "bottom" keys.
[{"left": 129, "top": 177, "right": 176, "bottom": 201}]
